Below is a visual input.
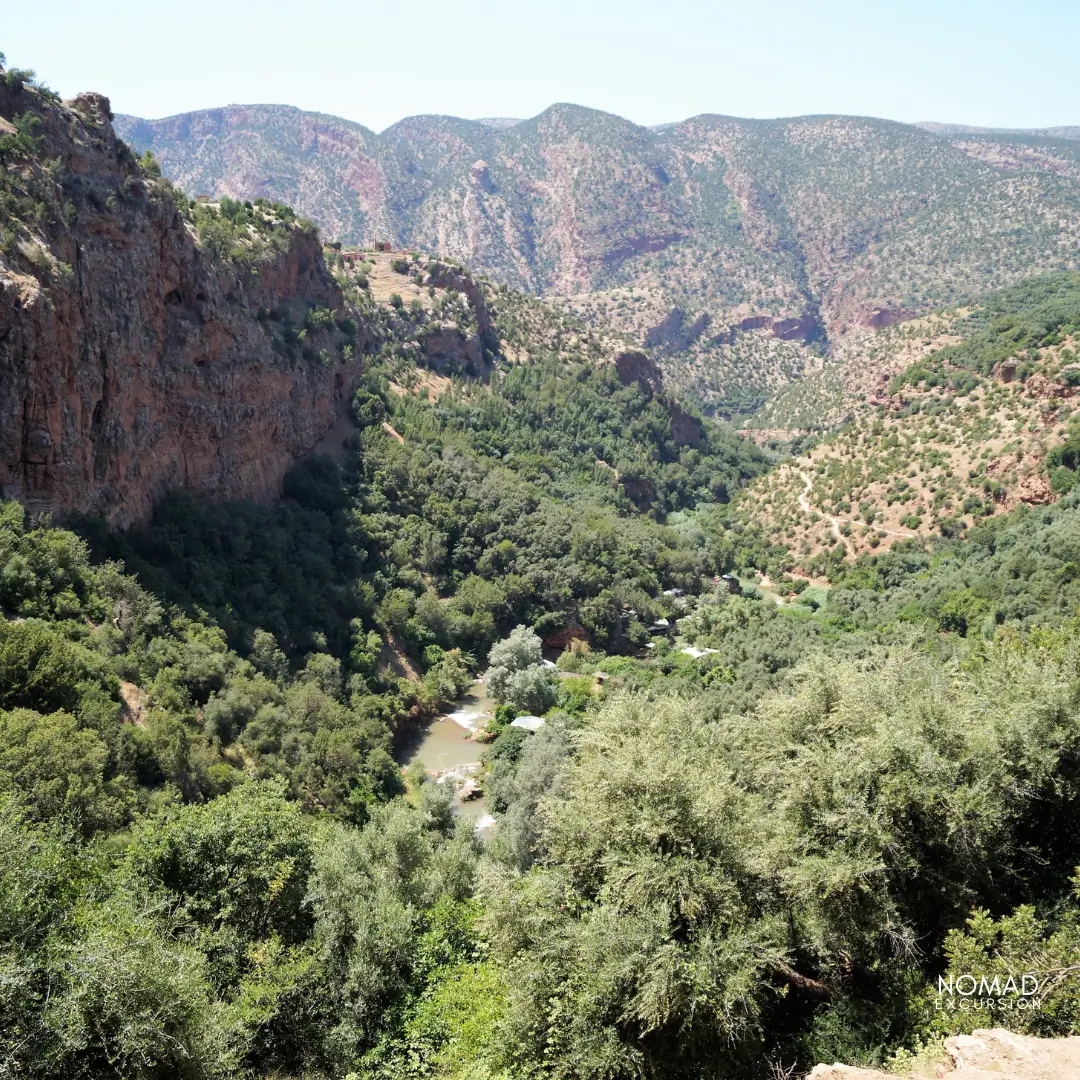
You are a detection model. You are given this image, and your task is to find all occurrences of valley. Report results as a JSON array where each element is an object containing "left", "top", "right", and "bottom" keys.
[{"left": 5, "top": 45, "right": 1080, "bottom": 1080}]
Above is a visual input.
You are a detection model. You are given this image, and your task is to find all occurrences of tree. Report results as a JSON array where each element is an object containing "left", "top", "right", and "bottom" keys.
[
  {"left": 500, "top": 666, "right": 557, "bottom": 716},
  {"left": 0, "top": 708, "right": 125, "bottom": 835},
  {"left": 43, "top": 895, "right": 226, "bottom": 1080},
  {"left": 485, "top": 625, "right": 556, "bottom": 714},
  {"left": 486, "top": 625, "right": 543, "bottom": 684},
  {"left": 123, "top": 780, "right": 315, "bottom": 990},
  {"left": 0, "top": 621, "right": 94, "bottom": 715}
]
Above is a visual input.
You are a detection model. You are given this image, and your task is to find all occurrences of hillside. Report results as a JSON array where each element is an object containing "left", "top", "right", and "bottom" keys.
[
  {"left": 737, "top": 273, "right": 1080, "bottom": 568},
  {"left": 11, "top": 50, "right": 1080, "bottom": 1080},
  {"left": 117, "top": 104, "right": 1080, "bottom": 412}
]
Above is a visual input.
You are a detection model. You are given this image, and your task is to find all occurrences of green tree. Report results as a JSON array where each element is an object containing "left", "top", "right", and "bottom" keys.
[
  {"left": 0, "top": 708, "right": 126, "bottom": 835},
  {"left": 123, "top": 781, "right": 315, "bottom": 991},
  {"left": 0, "top": 620, "right": 95, "bottom": 714},
  {"left": 485, "top": 625, "right": 556, "bottom": 715}
]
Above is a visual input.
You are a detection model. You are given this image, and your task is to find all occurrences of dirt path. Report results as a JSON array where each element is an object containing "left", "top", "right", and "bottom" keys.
[
  {"left": 118, "top": 681, "right": 149, "bottom": 726},
  {"left": 798, "top": 469, "right": 843, "bottom": 542},
  {"left": 796, "top": 469, "right": 915, "bottom": 541},
  {"left": 381, "top": 632, "right": 421, "bottom": 682}
]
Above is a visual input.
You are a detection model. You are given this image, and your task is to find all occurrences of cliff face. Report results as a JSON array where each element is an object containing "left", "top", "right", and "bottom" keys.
[{"left": 0, "top": 76, "right": 360, "bottom": 525}]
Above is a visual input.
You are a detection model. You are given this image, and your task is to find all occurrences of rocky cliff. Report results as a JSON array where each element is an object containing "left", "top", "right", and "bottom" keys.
[{"left": 0, "top": 67, "right": 361, "bottom": 525}]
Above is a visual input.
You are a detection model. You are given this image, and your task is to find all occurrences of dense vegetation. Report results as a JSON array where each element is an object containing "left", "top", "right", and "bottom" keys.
[
  {"left": 10, "top": 267, "right": 1080, "bottom": 1074},
  {"left": 84, "top": 295, "right": 766, "bottom": 667},
  {"left": 8, "top": 483, "right": 1080, "bottom": 1077},
  {"left": 10, "top": 236, "right": 1080, "bottom": 1080}
]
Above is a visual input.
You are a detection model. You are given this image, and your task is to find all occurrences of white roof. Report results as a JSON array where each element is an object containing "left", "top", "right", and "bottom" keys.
[{"left": 510, "top": 715, "right": 546, "bottom": 731}]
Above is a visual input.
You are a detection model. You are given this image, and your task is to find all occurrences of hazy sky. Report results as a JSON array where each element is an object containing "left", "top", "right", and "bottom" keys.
[{"left": 2, "top": 0, "right": 1075, "bottom": 132}]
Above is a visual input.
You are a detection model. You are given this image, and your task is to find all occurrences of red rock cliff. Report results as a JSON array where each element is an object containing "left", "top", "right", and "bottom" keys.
[{"left": 0, "top": 74, "right": 362, "bottom": 525}]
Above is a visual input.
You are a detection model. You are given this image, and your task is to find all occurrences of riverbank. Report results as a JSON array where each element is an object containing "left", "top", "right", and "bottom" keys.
[{"left": 396, "top": 677, "right": 498, "bottom": 832}]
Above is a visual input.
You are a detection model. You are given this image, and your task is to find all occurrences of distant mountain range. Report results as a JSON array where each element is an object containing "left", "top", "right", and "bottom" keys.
[
  {"left": 916, "top": 121, "right": 1080, "bottom": 141},
  {"left": 116, "top": 104, "right": 1080, "bottom": 410}
]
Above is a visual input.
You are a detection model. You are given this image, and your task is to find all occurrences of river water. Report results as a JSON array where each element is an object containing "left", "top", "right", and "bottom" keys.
[{"left": 397, "top": 679, "right": 498, "bottom": 830}]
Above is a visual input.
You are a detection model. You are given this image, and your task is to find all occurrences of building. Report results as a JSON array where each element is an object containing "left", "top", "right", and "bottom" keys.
[{"left": 720, "top": 574, "right": 742, "bottom": 595}]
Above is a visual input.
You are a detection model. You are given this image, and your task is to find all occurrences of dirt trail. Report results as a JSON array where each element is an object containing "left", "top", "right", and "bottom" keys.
[
  {"left": 119, "top": 681, "right": 149, "bottom": 726},
  {"left": 381, "top": 632, "right": 420, "bottom": 682},
  {"left": 796, "top": 469, "right": 915, "bottom": 541}
]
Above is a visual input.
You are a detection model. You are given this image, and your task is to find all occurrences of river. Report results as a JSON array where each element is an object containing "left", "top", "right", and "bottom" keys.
[{"left": 396, "top": 678, "right": 498, "bottom": 832}]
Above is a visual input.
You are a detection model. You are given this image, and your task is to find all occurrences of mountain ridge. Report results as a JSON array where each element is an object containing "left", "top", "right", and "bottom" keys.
[
  {"left": 118, "top": 104, "right": 1080, "bottom": 141},
  {"left": 116, "top": 100, "right": 1080, "bottom": 411},
  {"left": 917, "top": 120, "right": 1080, "bottom": 141}
]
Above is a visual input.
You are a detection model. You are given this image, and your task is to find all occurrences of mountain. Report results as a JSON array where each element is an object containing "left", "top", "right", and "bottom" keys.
[
  {"left": 917, "top": 120, "right": 1080, "bottom": 141},
  {"left": 118, "top": 103, "right": 1080, "bottom": 411},
  {"left": 12, "top": 54, "right": 1080, "bottom": 1080}
]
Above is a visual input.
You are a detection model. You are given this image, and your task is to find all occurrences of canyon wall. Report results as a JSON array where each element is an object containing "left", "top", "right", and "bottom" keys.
[{"left": 0, "top": 77, "right": 360, "bottom": 525}]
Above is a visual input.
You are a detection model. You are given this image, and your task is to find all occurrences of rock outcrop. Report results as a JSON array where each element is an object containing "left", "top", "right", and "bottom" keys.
[
  {"left": 669, "top": 403, "right": 703, "bottom": 447},
  {"left": 613, "top": 350, "right": 662, "bottom": 395},
  {"left": 644, "top": 306, "right": 710, "bottom": 352},
  {"left": 426, "top": 259, "right": 495, "bottom": 343},
  {"left": 807, "top": 1028, "right": 1080, "bottom": 1080},
  {"left": 424, "top": 325, "right": 483, "bottom": 372},
  {"left": 0, "top": 72, "right": 361, "bottom": 525},
  {"left": 857, "top": 304, "right": 910, "bottom": 330},
  {"left": 771, "top": 312, "right": 821, "bottom": 342}
]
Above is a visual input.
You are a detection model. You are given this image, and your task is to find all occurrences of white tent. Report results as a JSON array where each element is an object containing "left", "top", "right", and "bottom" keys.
[{"left": 510, "top": 715, "right": 546, "bottom": 732}]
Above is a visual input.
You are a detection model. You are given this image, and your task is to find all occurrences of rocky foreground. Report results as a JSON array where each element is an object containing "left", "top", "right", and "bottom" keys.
[{"left": 809, "top": 1028, "right": 1080, "bottom": 1079}]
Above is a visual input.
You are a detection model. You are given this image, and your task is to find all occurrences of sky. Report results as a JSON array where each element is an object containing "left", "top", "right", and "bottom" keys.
[{"left": 2, "top": 0, "right": 1076, "bottom": 133}]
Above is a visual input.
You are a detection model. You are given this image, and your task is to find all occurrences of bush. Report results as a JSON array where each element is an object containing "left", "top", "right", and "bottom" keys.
[{"left": 0, "top": 621, "right": 97, "bottom": 715}]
